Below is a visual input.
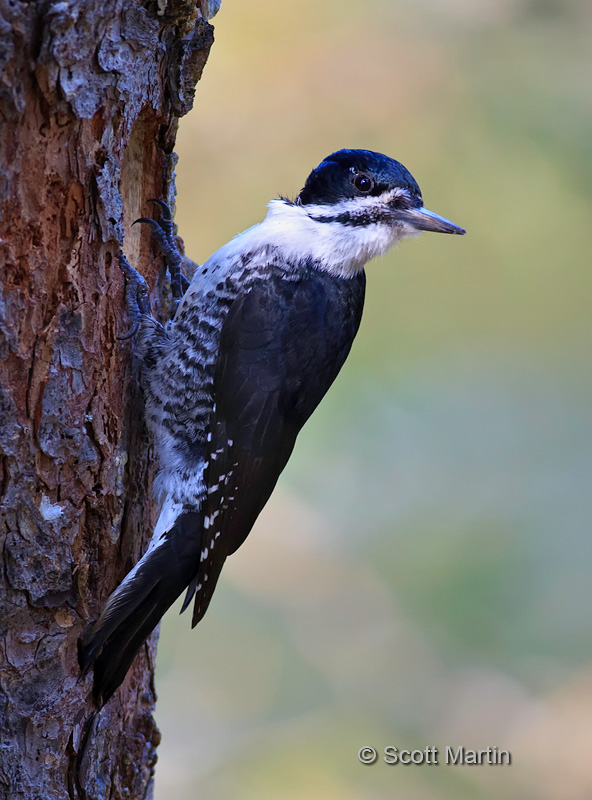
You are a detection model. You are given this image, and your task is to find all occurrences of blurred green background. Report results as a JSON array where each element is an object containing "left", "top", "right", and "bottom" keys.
[{"left": 154, "top": 1, "right": 592, "bottom": 798}]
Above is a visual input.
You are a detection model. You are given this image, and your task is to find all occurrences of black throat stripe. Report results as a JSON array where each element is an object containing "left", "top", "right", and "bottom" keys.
[{"left": 308, "top": 207, "right": 391, "bottom": 227}]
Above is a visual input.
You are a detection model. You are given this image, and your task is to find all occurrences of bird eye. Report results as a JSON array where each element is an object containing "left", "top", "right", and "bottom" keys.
[{"left": 354, "top": 174, "right": 373, "bottom": 193}]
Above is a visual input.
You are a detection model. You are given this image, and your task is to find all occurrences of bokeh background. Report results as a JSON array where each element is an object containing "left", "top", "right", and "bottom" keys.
[{"left": 154, "top": 1, "right": 592, "bottom": 798}]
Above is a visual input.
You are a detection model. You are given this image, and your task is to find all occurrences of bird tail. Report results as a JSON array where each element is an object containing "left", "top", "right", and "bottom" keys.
[{"left": 79, "top": 511, "right": 201, "bottom": 707}]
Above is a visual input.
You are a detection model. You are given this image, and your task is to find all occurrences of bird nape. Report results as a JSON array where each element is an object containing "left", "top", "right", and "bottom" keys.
[{"left": 78, "top": 149, "right": 465, "bottom": 706}]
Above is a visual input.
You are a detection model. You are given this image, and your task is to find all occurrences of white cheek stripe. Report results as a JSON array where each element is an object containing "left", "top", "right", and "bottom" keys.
[{"left": 194, "top": 196, "right": 417, "bottom": 282}]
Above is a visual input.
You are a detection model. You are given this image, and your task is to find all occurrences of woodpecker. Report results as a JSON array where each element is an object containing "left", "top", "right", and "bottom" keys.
[{"left": 79, "top": 149, "right": 465, "bottom": 705}]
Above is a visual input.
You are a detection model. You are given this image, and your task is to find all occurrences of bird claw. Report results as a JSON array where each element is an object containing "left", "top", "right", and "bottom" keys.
[
  {"left": 147, "top": 198, "right": 173, "bottom": 221},
  {"left": 117, "top": 199, "right": 191, "bottom": 341},
  {"left": 117, "top": 321, "right": 140, "bottom": 341},
  {"left": 133, "top": 201, "right": 190, "bottom": 303},
  {"left": 117, "top": 251, "right": 151, "bottom": 339}
]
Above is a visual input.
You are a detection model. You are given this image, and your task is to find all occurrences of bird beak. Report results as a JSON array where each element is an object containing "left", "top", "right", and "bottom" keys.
[{"left": 397, "top": 206, "right": 466, "bottom": 235}]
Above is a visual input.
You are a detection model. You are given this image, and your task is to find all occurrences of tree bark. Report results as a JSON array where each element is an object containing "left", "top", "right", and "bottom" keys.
[{"left": 0, "top": 2, "right": 214, "bottom": 798}]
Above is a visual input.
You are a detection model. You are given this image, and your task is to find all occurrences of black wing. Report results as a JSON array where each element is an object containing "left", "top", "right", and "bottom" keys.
[{"left": 185, "top": 268, "right": 366, "bottom": 626}]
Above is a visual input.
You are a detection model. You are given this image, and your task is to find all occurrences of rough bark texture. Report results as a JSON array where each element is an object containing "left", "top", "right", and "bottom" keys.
[{"left": 0, "top": 2, "right": 214, "bottom": 798}]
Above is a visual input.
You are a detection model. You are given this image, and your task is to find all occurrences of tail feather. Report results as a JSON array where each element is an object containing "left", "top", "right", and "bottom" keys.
[
  {"left": 87, "top": 589, "right": 165, "bottom": 706},
  {"left": 79, "top": 511, "right": 201, "bottom": 706}
]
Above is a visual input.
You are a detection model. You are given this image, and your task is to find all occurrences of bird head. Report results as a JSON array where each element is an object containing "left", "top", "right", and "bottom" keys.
[{"left": 297, "top": 149, "right": 465, "bottom": 238}]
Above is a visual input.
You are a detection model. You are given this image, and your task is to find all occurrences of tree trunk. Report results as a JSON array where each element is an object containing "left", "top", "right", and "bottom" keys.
[{"left": 0, "top": 2, "right": 214, "bottom": 798}]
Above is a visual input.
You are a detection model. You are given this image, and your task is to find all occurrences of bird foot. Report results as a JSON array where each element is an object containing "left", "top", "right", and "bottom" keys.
[
  {"left": 117, "top": 252, "right": 152, "bottom": 340},
  {"left": 134, "top": 200, "right": 190, "bottom": 309}
]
